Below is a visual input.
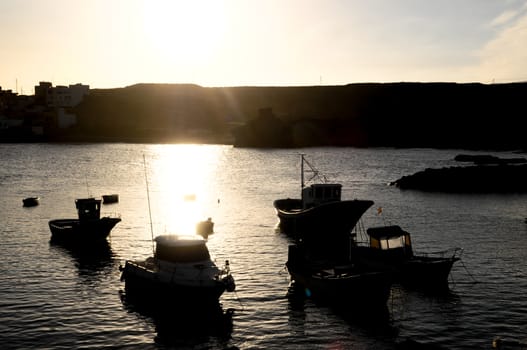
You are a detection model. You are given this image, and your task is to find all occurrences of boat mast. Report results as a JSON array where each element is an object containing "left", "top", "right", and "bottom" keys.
[
  {"left": 302, "top": 155, "right": 327, "bottom": 184},
  {"left": 143, "top": 155, "right": 155, "bottom": 255}
]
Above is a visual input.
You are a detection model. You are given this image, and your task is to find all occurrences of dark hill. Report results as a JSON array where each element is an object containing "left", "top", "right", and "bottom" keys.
[{"left": 70, "top": 82, "right": 527, "bottom": 149}]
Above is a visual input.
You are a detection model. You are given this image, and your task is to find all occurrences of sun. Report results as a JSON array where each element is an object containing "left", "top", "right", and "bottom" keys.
[{"left": 142, "top": 0, "right": 226, "bottom": 65}]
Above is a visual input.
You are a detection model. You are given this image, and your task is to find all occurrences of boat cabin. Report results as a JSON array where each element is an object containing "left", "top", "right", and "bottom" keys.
[
  {"left": 75, "top": 198, "right": 102, "bottom": 221},
  {"left": 154, "top": 235, "right": 211, "bottom": 263},
  {"left": 301, "top": 183, "right": 342, "bottom": 209},
  {"left": 366, "top": 225, "right": 413, "bottom": 260}
]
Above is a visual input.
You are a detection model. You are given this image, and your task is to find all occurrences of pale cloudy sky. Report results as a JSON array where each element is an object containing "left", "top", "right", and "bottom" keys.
[{"left": 1, "top": 0, "right": 527, "bottom": 94}]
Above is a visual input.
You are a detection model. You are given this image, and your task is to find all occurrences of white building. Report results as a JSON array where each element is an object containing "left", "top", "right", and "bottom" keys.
[
  {"left": 35, "top": 82, "right": 90, "bottom": 108},
  {"left": 53, "top": 83, "right": 90, "bottom": 107},
  {"left": 34, "top": 82, "right": 89, "bottom": 129}
]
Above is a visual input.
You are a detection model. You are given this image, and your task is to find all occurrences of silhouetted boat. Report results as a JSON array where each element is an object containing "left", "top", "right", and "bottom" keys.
[
  {"left": 48, "top": 197, "right": 121, "bottom": 243},
  {"left": 22, "top": 197, "right": 40, "bottom": 207},
  {"left": 196, "top": 217, "right": 214, "bottom": 237},
  {"left": 102, "top": 194, "right": 119, "bottom": 204},
  {"left": 352, "top": 225, "right": 462, "bottom": 289},
  {"left": 286, "top": 243, "right": 394, "bottom": 308},
  {"left": 120, "top": 234, "right": 235, "bottom": 305},
  {"left": 274, "top": 154, "right": 374, "bottom": 236}
]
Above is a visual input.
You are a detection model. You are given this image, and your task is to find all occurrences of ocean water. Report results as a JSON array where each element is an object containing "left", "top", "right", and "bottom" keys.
[{"left": 1, "top": 143, "right": 526, "bottom": 349}]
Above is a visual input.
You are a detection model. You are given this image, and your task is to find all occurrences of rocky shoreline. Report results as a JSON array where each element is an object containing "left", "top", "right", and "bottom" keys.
[{"left": 391, "top": 155, "right": 527, "bottom": 193}]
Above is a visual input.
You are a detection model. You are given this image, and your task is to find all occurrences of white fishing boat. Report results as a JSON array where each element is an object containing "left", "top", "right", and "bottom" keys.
[{"left": 120, "top": 234, "right": 235, "bottom": 304}]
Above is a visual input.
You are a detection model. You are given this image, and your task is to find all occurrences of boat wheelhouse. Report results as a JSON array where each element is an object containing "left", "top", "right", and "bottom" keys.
[{"left": 353, "top": 225, "right": 462, "bottom": 288}]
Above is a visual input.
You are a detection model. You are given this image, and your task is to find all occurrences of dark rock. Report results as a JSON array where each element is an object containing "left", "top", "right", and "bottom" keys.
[
  {"left": 454, "top": 154, "right": 527, "bottom": 165},
  {"left": 392, "top": 164, "right": 527, "bottom": 193}
]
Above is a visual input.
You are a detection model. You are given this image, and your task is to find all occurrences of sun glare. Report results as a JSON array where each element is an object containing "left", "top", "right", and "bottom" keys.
[
  {"left": 142, "top": 1, "right": 226, "bottom": 65},
  {"left": 146, "top": 145, "right": 222, "bottom": 236}
]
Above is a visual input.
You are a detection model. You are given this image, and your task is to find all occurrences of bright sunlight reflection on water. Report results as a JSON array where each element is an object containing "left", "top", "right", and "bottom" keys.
[{"left": 145, "top": 144, "right": 222, "bottom": 237}]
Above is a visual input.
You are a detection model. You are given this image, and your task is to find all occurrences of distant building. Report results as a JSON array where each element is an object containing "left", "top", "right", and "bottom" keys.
[
  {"left": 34, "top": 82, "right": 52, "bottom": 106},
  {"left": 33, "top": 82, "right": 90, "bottom": 130},
  {"left": 34, "top": 82, "right": 89, "bottom": 108},
  {"left": 0, "top": 87, "right": 18, "bottom": 115}
]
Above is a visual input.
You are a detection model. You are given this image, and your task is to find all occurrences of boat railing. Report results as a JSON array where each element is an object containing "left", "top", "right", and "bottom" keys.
[
  {"left": 102, "top": 212, "right": 121, "bottom": 219},
  {"left": 353, "top": 240, "right": 370, "bottom": 248},
  {"left": 414, "top": 247, "right": 464, "bottom": 260}
]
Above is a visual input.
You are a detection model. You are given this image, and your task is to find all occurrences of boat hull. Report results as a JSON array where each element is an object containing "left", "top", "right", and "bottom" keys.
[
  {"left": 287, "top": 265, "right": 393, "bottom": 308},
  {"left": 353, "top": 246, "right": 459, "bottom": 288},
  {"left": 399, "top": 257, "right": 458, "bottom": 287},
  {"left": 48, "top": 217, "right": 121, "bottom": 243},
  {"left": 286, "top": 244, "right": 393, "bottom": 308},
  {"left": 120, "top": 260, "right": 230, "bottom": 305},
  {"left": 274, "top": 199, "right": 374, "bottom": 235}
]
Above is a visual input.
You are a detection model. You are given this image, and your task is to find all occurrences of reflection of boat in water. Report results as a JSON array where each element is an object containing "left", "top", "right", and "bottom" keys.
[
  {"left": 287, "top": 279, "right": 394, "bottom": 333},
  {"left": 353, "top": 225, "right": 462, "bottom": 289},
  {"left": 23, "top": 197, "right": 40, "bottom": 207},
  {"left": 48, "top": 198, "right": 121, "bottom": 243},
  {"left": 50, "top": 239, "right": 115, "bottom": 275},
  {"left": 120, "top": 234, "right": 235, "bottom": 306},
  {"left": 121, "top": 290, "right": 234, "bottom": 345},
  {"left": 102, "top": 194, "right": 119, "bottom": 204},
  {"left": 274, "top": 154, "right": 374, "bottom": 236}
]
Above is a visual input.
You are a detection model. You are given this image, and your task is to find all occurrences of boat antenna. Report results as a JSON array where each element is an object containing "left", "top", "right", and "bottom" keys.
[
  {"left": 301, "top": 154, "right": 305, "bottom": 188},
  {"left": 143, "top": 155, "right": 155, "bottom": 255},
  {"left": 84, "top": 175, "right": 92, "bottom": 197}
]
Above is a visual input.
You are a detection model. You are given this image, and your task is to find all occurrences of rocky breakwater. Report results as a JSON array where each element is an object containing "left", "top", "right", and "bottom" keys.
[{"left": 391, "top": 154, "right": 527, "bottom": 193}]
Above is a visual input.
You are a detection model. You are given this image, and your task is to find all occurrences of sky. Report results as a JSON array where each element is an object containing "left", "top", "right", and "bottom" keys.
[{"left": 1, "top": 0, "right": 527, "bottom": 94}]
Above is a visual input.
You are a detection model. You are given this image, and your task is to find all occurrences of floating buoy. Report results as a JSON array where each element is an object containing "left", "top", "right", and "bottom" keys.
[
  {"left": 23, "top": 197, "right": 40, "bottom": 207},
  {"left": 196, "top": 218, "right": 214, "bottom": 237}
]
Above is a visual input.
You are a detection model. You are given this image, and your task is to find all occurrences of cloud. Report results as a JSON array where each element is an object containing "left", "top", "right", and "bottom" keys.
[
  {"left": 490, "top": 9, "right": 519, "bottom": 27},
  {"left": 473, "top": 6, "right": 527, "bottom": 82}
]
